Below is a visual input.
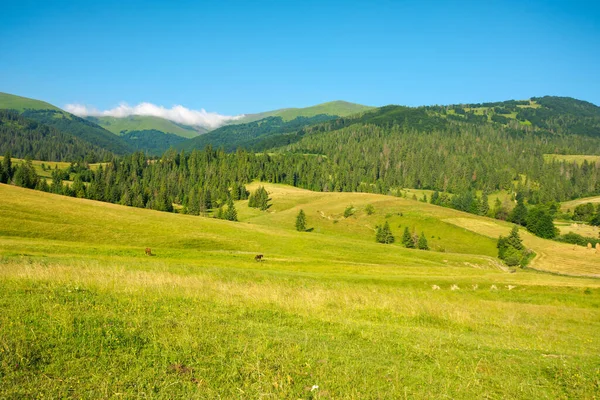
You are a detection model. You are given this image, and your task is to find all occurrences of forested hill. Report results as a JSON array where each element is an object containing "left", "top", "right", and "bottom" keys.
[
  {"left": 0, "top": 93, "right": 133, "bottom": 156},
  {"left": 0, "top": 110, "right": 113, "bottom": 162},
  {"left": 181, "top": 114, "right": 338, "bottom": 152},
  {"left": 191, "top": 96, "right": 600, "bottom": 155}
]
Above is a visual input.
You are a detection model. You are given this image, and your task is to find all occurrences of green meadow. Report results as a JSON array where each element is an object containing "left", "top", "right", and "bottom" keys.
[
  {"left": 94, "top": 115, "right": 201, "bottom": 138},
  {"left": 544, "top": 154, "right": 600, "bottom": 165},
  {"left": 1, "top": 183, "right": 599, "bottom": 398}
]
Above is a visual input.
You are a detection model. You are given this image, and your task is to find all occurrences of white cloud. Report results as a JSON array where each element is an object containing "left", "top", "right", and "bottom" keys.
[{"left": 64, "top": 102, "right": 243, "bottom": 129}]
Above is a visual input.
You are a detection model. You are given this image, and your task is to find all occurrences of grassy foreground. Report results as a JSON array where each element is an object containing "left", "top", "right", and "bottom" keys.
[{"left": 1, "top": 184, "right": 599, "bottom": 398}]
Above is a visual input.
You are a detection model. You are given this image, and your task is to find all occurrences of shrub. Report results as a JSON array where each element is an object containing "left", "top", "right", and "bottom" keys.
[{"left": 344, "top": 205, "right": 355, "bottom": 218}]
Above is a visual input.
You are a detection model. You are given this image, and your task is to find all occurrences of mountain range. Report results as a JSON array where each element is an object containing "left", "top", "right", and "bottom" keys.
[{"left": 1, "top": 91, "right": 599, "bottom": 161}]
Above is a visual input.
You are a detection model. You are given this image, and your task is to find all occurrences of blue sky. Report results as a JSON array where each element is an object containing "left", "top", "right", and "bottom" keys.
[{"left": 0, "top": 0, "right": 599, "bottom": 116}]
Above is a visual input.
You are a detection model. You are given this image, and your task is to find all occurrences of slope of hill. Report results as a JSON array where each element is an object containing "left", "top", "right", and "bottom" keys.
[
  {"left": 121, "top": 129, "right": 187, "bottom": 155},
  {"left": 88, "top": 115, "right": 206, "bottom": 138},
  {"left": 1, "top": 183, "right": 599, "bottom": 398},
  {"left": 181, "top": 114, "right": 336, "bottom": 152},
  {"left": 0, "top": 92, "right": 133, "bottom": 155},
  {"left": 0, "top": 92, "right": 62, "bottom": 112},
  {"left": 0, "top": 110, "right": 113, "bottom": 161},
  {"left": 235, "top": 100, "right": 373, "bottom": 124},
  {"left": 240, "top": 182, "right": 600, "bottom": 277}
]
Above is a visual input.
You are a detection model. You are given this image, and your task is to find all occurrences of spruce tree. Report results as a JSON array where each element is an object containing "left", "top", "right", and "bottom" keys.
[
  {"left": 417, "top": 232, "right": 429, "bottom": 250},
  {"left": 2, "top": 151, "right": 12, "bottom": 183},
  {"left": 376, "top": 221, "right": 395, "bottom": 244},
  {"left": 480, "top": 192, "right": 490, "bottom": 216},
  {"left": 295, "top": 209, "right": 306, "bottom": 231},
  {"left": 506, "top": 226, "right": 524, "bottom": 250},
  {"left": 509, "top": 198, "right": 528, "bottom": 226},
  {"left": 188, "top": 189, "right": 200, "bottom": 215},
  {"left": 225, "top": 197, "right": 238, "bottom": 221},
  {"left": 430, "top": 191, "right": 439, "bottom": 205},
  {"left": 401, "top": 227, "right": 414, "bottom": 248}
]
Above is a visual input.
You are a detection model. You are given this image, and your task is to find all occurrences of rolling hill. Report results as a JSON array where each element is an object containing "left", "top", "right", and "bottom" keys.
[
  {"left": 88, "top": 115, "right": 207, "bottom": 138},
  {"left": 1, "top": 182, "right": 599, "bottom": 398},
  {"left": 234, "top": 100, "right": 374, "bottom": 124},
  {"left": 0, "top": 110, "right": 113, "bottom": 161},
  {"left": 0, "top": 92, "right": 62, "bottom": 112},
  {"left": 0, "top": 92, "right": 132, "bottom": 155},
  {"left": 180, "top": 114, "right": 337, "bottom": 152}
]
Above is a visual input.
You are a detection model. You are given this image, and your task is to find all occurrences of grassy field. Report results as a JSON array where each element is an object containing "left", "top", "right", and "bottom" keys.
[
  {"left": 556, "top": 220, "right": 599, "bottom": 238},
  {"left": 0, "top": 157, "right": 106, "bottom": 186},
  {"left": 1, "top": 183, "right": 599, "bottom": 398},
  {"left": 0, "top": 92, "right": 62, "bottom": 112},
  {"left": 562, "top": 195, "right": 600, "bottom": 212},
  {"left": 544, "top": 154, "right": 600, "bottom": 165},
  {"left": 93, "top": 115, "right": 203, "bottom": 138}
]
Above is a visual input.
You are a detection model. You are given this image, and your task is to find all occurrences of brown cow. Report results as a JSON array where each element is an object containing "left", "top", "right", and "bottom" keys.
[
  {"left": 255, "top": 254, "right": 263, "bottom": 262},
  {"left": 145, "top": 248, "right": 152, "bottom": 256}
]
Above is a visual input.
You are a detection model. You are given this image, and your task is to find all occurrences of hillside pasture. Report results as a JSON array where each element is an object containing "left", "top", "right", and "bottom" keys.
[
  {"left": 1, "top": 183, "right": 599, "bottom": 398},
  {"left": 544, "top": 154, "right": 600, "bottom": 165}
]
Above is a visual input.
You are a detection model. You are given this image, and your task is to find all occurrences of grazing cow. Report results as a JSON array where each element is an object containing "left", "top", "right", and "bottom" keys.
[
  {"left": 145, "top": 247, "right": 152, "bottom": 256},
  {"left": 255, "top": 254, "right": 263, "bottom": 262}
]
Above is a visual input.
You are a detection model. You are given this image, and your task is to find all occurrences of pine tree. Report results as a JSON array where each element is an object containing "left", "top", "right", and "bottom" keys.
[
  {"left": 417, "top": 232, "right": 429, "bottom": 250},
  {"left": 480, "top": 192, "right": 490, "bottom": 216},
  {"left": 506, "top": 226, "right": 524, "bottom": 250},
  {"left": 50, "top": 169, "right": 63, "bottom": 194},
  {"left": 401, "top": 226, "right": 414, "bottom": 248},
  {"left": 225, "top": 197, "right": 238, "bottom": 221},
  {"left": 430, "top": 191, "right": 440, "bottom": 205},
  {"left": 1, "top": 151, "right": 12, "bottom": 183},
  {"left": 187, "top": 188, "right": 200, "bottom": 215},
  {"left": 376, "top": 221, "right": 395, "bottom": 244},
  {"left": 248, "top": 186, "right": 269, "bottom": 210},
  {"left": 509, "top": 198, "right": 528, "bottom": 226},
  {"left": 526, "top": 208, "right": 558, "bottom": 239},
  {"left": 295, "top": 209, "right": 306, "bottom": 231}
]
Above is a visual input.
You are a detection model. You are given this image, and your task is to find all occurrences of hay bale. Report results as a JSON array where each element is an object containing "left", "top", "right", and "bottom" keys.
[{"left": 588, "top": 242, "right": 593, "bottom": 249}]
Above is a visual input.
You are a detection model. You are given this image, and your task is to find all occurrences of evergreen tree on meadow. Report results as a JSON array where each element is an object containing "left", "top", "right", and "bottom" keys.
[
  {"left": 50, "top": 169, "right": 64, "bottom": 194},
  {"left": 401, "top": 226, "right": 415, "bottom": 248},
  {"left": 417, "top": 232, "right": 429, "bottom": 250},
  {"left": 526, "top": 207, "right": 558, "bottom": 239},
  {"left": 295, "top": 209, "right": 306, "bottom": 231},
  {"left": 497, "top": 226, "right": 527, "bottom": 267},
  {"left": 376, "top": 221, "right": 395, "bottom": 244},
  {"left": 248, "top": 186, "right": 269, "bottom": 210},
  {"left": 12, "top": 160, "right": 38, "bottom": 189},
  {"left": 506, "top": 226, "right": 524, "bottom": 250},
  {"left": 225, "top": 197, "right": 238, "bottom": 221}
]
